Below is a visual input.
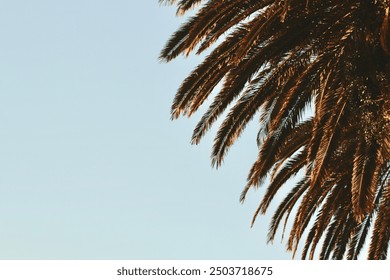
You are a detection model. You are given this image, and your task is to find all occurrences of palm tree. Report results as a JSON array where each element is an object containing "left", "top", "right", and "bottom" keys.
[{"left": 160, "top": 0, "right": 390, "bottom": 259}]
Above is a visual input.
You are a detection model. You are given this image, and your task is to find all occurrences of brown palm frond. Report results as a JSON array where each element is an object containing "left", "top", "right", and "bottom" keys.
[
  {"left": 347, "top": 168, "right": 388, "bottom": 259},
  {"left": 347, "top": 216, "right": 372, "bottom": 260},
  {"left": 351, "top": 140, "right": 381, "bottom": 222},
  {"left": 161, "top": 0, "right": 390, "bottom": 259},
  {"left": 368, "top": 176, "right": 390, "bottom": 259},
  {"left": 253, "top": 149, "right": 307, "bottom": 224},
  {"left": 302, "top": 185, "right": 345, "bottom": 259},
  {"left": 380, "top": 7, "right": 390, "bottom": 54},
  {"left": 267, "top": 177, "right": 310, "bottom": 242}
]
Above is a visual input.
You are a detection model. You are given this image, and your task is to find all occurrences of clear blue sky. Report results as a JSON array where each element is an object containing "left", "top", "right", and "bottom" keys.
[{"left": 0, "top": 1, "right": 293, "bottom": 259}]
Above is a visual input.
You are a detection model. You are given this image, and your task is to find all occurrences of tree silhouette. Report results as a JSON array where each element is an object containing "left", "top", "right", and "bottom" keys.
[{"left": 160, "top": 0, "right": 390, "bottom": 259}]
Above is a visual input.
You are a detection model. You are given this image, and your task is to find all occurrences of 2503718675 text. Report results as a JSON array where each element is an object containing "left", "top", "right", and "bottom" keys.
[{"left": 116, "top": 266, "right": 273, "bottom": 277}]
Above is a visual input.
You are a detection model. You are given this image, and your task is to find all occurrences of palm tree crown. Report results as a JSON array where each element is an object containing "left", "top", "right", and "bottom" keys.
[{"left": 160, "top": 0, "right": 390, "bottom": 259}]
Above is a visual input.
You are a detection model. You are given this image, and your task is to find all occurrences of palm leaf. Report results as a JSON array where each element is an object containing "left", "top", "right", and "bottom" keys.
[{"left": 162, "top": 0, "right": 390, "bottom": 259}]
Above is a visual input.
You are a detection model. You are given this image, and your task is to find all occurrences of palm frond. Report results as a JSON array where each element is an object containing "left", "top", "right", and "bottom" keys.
[{"left": 162, "top": 0, "right": 390, "bottom": 259}]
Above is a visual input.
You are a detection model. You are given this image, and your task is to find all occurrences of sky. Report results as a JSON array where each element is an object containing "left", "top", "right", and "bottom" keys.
[{"left": 0, "top": 0, "right": 295, "bottom": 259}]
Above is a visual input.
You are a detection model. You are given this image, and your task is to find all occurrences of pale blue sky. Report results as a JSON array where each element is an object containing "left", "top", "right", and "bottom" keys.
[{"left": 0, "top": 1, "right": 292, "bottom": 259}]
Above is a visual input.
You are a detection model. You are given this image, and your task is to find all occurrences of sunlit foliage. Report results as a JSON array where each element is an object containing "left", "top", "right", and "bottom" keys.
[{"left": 160, "top": 0, "right": 390, "bottom": 259}]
